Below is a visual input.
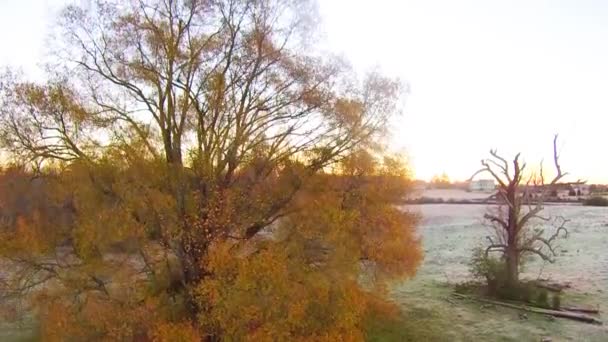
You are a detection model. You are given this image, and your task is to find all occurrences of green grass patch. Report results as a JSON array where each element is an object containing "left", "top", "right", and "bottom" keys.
[{"left": 364, "top": 307, "right": 449, "bottom": 342}]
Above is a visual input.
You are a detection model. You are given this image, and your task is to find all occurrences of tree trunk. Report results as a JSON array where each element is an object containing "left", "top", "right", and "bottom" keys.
[
  {"left": 506, "top": 245, "right": 519, "bottom": 286},
  {"left": 506, "top": 190, "right": 519, "bottom": 286}
]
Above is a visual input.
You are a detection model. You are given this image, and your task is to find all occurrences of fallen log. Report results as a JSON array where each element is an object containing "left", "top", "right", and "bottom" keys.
[
  {"left": 561, "top": 307, "right": 600, "bottom": 314},
  {"left": 535, "top": 283, "right": 564, "bottom": 292},
  {"left": 452, "top": 293, "right": 602, "bottom": 325},
  {"left": 533, "top": 280, "right": 571, "bottom": 292}
]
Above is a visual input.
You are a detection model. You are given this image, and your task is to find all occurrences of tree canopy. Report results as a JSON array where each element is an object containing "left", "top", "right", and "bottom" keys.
[{"left": 0, "top": 0, "right": 421, "bottom": 340}]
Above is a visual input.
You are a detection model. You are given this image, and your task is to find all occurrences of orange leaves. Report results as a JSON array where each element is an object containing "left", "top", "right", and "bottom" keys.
[
  {"left": 333, "top": 99, "right": 364, "bottom": 128},
  {"left": 286, "top": 298, "right": 308, "bottom": 323},
  {"left": 38, "top": 291, "right": 191, "bottom": 341},
  {"left": 359, "top": 207, "right": 422, "bottom": 279},
  {"left": 195, "top": 241, "right": 369, "bottom": 341},
  {"left": 40, "top": 301, "right": 78, "bottom": 342},
  {"left": 151, "top": 321, "right": 201, "bottom": 342},
  {"left": 0, "top": 146, "right": 421, "bottom": 340},
  {"left": 290, "top": 151, "right": 422, "bottom": 280},
  {"left": 17, "top": 215, "right": 46, "bottom": 253},
  {"left": 189, "top": 150, "right": 421, "bottom": 340},
  {"left": 0, "top": 0, "right": 415, "bottom": 339},
  {"left": 0, "top": 167, "right": 69, "bottom": 256},
  {"left": 0, "top": 213, "right": 51, "bottom": 256}
]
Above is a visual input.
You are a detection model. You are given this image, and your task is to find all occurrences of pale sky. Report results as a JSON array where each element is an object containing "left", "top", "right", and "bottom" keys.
[{"left": 1, "top": 0, "right": 607, "bottom": 182}]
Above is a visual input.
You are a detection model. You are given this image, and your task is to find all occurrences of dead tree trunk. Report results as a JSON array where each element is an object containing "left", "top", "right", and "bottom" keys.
[
  {"left": 473, "top": 135, "right": 569, "bottom": 287},
  {"left": 506, "top": 245, "right": 519, "bottom": 285},
  {"left": 506, "top": 184, "right": 519, "bottom": 285}
]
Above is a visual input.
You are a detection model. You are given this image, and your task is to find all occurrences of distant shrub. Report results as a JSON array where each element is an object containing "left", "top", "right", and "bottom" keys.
[
  {"left": 469, "top": 247, "right": 508, "bottom": 294},
  {"left": 583, "top": 196, "right": 608, "bottom": 207},
  {"left": 469, "top": 247, "right": 552, "bottom": 306},
  {"left": 494, "top": 282, "right": 552, "bottom": 307},
  {"left": 409, "top": 197, "right": 445, "bottom": 204}
]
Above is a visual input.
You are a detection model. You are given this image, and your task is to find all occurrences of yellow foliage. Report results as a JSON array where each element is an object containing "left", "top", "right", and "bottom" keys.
[
  {"left": 187, "top": 153, "right": 420, "bottom": 340},
  {"left": 0, "top": 0, "right": 419, "bottom": 338},
  {"left": 0, "top": 148, "right": 420, "bottom": 340},
  {"left": 151, "top": 321, "right": 201, "bottom": 342},
  {"left": 196, "top": 241, "right": 371, "bottom": 341}
]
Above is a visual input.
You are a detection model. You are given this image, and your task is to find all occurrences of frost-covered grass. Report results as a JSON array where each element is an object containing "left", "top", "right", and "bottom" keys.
[
  {"left": 412, "top": 189, "right": 492, "bottom": 201},
  {"left": 389, "top": 204, "right": 608, "bottom": 341}
]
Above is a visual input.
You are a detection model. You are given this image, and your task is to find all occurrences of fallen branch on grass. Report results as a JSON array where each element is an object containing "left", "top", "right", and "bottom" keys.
[
  {"left": 561, "top": 306, "right": 600, "bottom": 314},
  {"left": 443, "top": 297, "right": 456, "bottom": 305},
  {"left": 452, "top": 293, "right": 602, "bottom": 325},
  {"left": 534, "top": 280, "right": 571, "bottom": 293},
  {"left": 535, "top": 283, "right": 565, "bottom": 292}
]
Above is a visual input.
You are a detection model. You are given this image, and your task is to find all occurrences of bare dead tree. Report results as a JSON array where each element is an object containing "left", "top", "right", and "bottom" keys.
[{"left": 470, "top": 135, "right": 570, "bottom": 286}]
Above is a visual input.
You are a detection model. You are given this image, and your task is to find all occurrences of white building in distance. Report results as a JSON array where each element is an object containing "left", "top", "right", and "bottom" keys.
[{"left": 469, "top": 179, "right": 495, "bottom": 192}]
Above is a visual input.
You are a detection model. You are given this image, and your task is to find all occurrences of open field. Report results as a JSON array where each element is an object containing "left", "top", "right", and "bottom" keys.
[
  {"left": 412, "top": 189, "right": 493, "bottom": 201},
  {"left": 389, "top": 204, "right": 608, "bottom": 341}
]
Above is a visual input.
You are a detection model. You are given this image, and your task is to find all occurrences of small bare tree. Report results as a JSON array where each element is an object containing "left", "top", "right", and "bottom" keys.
[{"left": 471, "top": 135, "right": 570, "bottom": 286}]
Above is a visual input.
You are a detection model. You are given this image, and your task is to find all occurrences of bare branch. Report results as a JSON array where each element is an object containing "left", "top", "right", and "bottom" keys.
[
  {"left": 484, "top": 213, "right": 508, "bottom": 231},
  {"left": 489, "top": 149, "right": 511, "bottom": 181},
  {"left": 485, "top": 244, "right": 507, "bottom": 258},
  {"left": 518, "top": 247, "right": 555, "bottom": 263}
]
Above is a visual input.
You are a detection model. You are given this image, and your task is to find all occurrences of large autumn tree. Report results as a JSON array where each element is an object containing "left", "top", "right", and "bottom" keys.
[{"left": 0, "top": 0, "right": 421, "bottom": 340}]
